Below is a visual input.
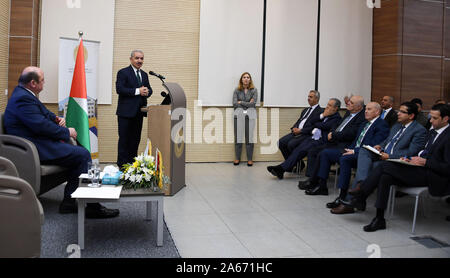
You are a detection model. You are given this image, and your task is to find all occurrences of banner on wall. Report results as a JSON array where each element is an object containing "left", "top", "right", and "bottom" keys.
[{"left": 58, "top": 37, "right": 100, "bottom": 161}]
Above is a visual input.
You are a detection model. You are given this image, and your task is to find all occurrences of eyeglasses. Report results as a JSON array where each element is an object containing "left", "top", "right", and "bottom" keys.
[{"left": 398, "top": 110, "right": 409, "bottom": 114}]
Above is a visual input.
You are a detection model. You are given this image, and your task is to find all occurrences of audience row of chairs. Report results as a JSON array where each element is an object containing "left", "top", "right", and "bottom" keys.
[{"left": 296, "top": 160, "right": 429, "bottom": 234}]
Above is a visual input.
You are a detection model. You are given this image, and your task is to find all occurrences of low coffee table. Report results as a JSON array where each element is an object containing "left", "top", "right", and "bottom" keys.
[{"left": 74, "top": 180, "right": 165, "bottom": 250}]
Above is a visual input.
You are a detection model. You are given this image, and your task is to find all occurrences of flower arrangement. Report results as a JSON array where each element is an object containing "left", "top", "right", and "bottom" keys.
[{"left": 120, "top": 152, "right": 170, "bottom": 191}]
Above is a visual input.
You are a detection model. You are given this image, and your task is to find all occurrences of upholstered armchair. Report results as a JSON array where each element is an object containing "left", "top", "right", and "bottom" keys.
[
  {"left": 0, "top": 113, "right": 71, "bottom": 196},
  {"left": 0, "top": 156, "right": 43, "bottom": 258}
]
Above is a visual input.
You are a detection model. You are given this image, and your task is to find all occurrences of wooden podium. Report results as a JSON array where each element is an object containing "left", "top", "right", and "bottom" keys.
[{"left": 142, "top": 82, "right": 186, "bottom": 196}]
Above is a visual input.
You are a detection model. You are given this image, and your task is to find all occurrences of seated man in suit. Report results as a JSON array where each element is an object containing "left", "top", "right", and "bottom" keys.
[
  {"left": 4, "top": 67, "right": 119, "bottom": 218},
  {"left": 349, "top": 103, "right": 450, "bottom": 232},
  {"left": 380, "top": 95, "right": 398, "bottom": 128},
  {"left": 304, "top": 102, "right": 390, "bottom": 196},
  {"left": 330, "top": 101, "right": 427, "bottom": 213},
  {"left": 267, "top": 98, "right": 342, "bottom": 179},
  {"left": 277, "top": 90, "right": 322, "bottom": 163},
  {"left": 298, "top": 95, "right": 366, "bottom": 190}
]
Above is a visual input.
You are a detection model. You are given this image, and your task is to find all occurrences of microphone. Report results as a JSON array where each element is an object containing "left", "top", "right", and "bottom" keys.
[
  {"left": 149, "top": 71, "right": 165, "bottom": 80},
  {"left": 160, "top": 91, "right": 171, "bottom": 105}
]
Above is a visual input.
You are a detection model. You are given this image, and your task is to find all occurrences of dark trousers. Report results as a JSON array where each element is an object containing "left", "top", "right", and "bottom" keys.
[
  {"left": 305, "top": 144, "right": 327, "bottom": 177},
  {"left": 361, "top": 161, "right": 429, "bottom": 209},
  {"left": 117, "top": 115, "right": 143, "bottom": 167},
  {"left": 41, "top": 145, "right": 91, "bottom": 199},
  {"left": 278, "top": 133, "right": 308, "bottom": 160},
  {"left": 234, "top": 116, "right": 254, "bottom": 161},
  {"left": 317, "top": 148, "right": 343, "bottom": 181},
  {"left": 280, "top": 138, "right": 321, "bottom": 172}
]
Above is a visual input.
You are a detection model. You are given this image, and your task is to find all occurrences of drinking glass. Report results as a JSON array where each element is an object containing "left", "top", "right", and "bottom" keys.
[{"left": 87, "top": 161, "right": 101, "bottom": 187}]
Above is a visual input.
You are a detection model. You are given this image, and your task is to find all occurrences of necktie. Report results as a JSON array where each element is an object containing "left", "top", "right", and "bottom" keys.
[
  {"left": 356, "top": 122, "right": 371, "bottom": 147},
  {"left": 384, "top": 125, "right": 405, "bottom": 155},
  {"left": 136, "top": 70, "right": 142, "bottom": 86},
  {"left": 301, "top": 107, "right": 311, "bottom": 121},
  {"left": 381, "top": 110, "right": 386, "bottom": 119},
  {"left": 420, "top": 129, "right": 438, "bottom": 158},
  {"left": 336, "top": 115, "right": 352, "bottom": 132}
]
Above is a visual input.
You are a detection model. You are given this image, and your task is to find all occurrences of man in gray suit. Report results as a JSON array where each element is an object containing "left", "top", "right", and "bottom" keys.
[{"left": 330, "top": 102, "right": 427, "bottom": 214}]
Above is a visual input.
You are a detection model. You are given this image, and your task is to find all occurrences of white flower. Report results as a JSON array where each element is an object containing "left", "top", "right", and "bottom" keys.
[
  {"left": 129, "top": 175, "right": 136, "bottom": 183},
  {"left": 136, "top": 174, "right": 143, "bottom": 183}
]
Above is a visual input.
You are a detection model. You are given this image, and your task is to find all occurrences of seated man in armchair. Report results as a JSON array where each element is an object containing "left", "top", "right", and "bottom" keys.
[{"left": 4, "top": 66, "right": 119, "bottom": 218}]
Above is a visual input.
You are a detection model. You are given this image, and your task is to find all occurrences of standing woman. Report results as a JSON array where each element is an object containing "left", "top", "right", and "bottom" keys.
[{"left": 233, "top": 72, "right": 258, "bottom": 166}]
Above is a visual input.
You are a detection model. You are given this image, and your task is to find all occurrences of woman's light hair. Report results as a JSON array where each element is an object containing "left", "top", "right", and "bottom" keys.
[{"left": 238, "top": 72, "right": 255, "bottom": 91}]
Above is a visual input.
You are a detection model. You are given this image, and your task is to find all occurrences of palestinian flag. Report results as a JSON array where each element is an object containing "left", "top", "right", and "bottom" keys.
[{"left": 66, "top": 38, "right": 90, "bottom": 151}]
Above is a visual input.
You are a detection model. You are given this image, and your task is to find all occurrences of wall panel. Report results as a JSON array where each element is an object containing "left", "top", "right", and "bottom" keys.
[
  {"left": 0, "top": 0, "right": 9, "bottom": 112},
  {"left": 373, "top": 0, "right": 403, "bottom": 56},
  {"left": 372, "top": 55, "right": 402, "bottom": 106},
  {"left": 401, "top": 56, "right": 443, "bottom": 107},
  {"left": 403, "top": 0, "right": 444, "bottom": 56}
]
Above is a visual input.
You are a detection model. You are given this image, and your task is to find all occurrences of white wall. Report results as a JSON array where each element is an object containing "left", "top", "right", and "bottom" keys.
[
  {"left": 198, "top": 0, "right": 264, "bottom": 106},
  {"left": 263, "top": 0, "right": 318, "bottom": 107},
  {"left": 197, "top": 0, "right": 373, "bottom": 108},
  {"left": 318, "top": 0, "right": 373, "bottom": 106},
  {"left": 39, "top": 0, "right": 115, "bottom": 104}
]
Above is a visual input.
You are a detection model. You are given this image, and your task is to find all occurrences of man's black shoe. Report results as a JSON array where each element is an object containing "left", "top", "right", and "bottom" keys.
[
  {"left": 305, "top": 185, "right": 328, "bottom": 196},
  {"left": 86, "top": 204, "right": 120, "bottom": 219},
  {"left": 59, "top": 199, "right": 77, "bottom": 214},
  {"left": 326, "top": 197, "right": 341, "bottom": 208},
  {"left": 363, "top": 217, "right": 386, "bottom": 232},
  {"left": 298, "top": 179, "right": 316, "bottom": 190},
  {"left": 267, "top": 165, "right": 284, "bottom": 180}
]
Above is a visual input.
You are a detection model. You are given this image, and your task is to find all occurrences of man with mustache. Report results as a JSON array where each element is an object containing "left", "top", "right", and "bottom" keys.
[{"left": 116, "top": 50, "right": 152, "bottom": 168}]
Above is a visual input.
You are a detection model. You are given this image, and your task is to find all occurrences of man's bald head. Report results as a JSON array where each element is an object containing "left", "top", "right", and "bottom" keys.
[
  {"left": 347, "top": 95, "right": 364, "bottom": 113},
  {"left": 365, "top": 101, "right": 382, "bottom": 121},
  {"left": 18, "top": 66, "right": 45, "bottom": 94}
]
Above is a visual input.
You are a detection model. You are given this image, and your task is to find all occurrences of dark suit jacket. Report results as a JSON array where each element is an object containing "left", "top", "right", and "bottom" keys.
[
  {"left": 4, "top": 86, "right": 73, "bottom": 161},
  {"left": 383, "top": 108, "right": 398, "bottom": 128},
  {"left": 291, "top": 105, "right": 323, "bottom": 136},
  {"left": 348, "top": 117, "right": 390, "bottom": 156},
  {"left": 116, "top": 65, "right": 152, "bottom": 118},
  {"left": 380, "top": 121, "right": 427, "bottom": 159},
  {"left": 311, "top": 112, "right": 342, "bottom": 144},
  {"left": 328, "top": 108, "right": 366, "bottom": 150},
  {"left": 424, "top": 126, "right": 450, "bottom": 196}
]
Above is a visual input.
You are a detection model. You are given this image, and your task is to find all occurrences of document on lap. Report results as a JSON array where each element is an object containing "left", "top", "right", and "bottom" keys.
[
  {"left": 386, "top": 158, "right": 423, "bottom": 167},
  {"left": 363, "top": 145, "right": 381, "bottom": 156}
]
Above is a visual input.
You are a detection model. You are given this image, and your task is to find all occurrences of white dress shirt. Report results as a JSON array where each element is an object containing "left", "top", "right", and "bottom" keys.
[
  {"left": 298, "top": 104, "right": 319, "bottom": 129},
  {"left": 131, "top": 65, "right": 142, "bottom": 95}
]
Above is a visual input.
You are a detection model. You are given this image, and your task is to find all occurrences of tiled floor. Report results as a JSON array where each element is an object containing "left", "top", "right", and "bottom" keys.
[{"left": 164, "top": 162, "right": 450, "bottom": 258}]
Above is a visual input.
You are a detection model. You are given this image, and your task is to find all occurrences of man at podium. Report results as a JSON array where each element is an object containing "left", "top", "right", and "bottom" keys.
[{"left": 116, "top": 50, "right": 153, "bottom": 167}]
